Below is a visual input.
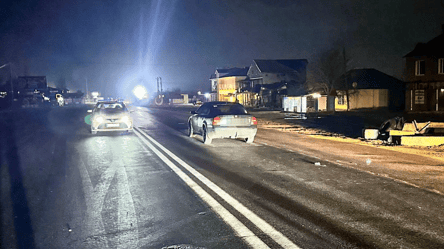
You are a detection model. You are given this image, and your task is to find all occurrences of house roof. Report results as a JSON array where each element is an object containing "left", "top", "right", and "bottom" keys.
[
  {"left": 215, "top": 67, "right": 249, "bottom": 78},
  {"left": 253, "top": 59, "right": 308, "bottom": 73},
  {"left": 335, "top": 68, "right": 404, "bottom": 90},
  {"left": 404, "top": 33, "right": 444, "bottom": 57}
]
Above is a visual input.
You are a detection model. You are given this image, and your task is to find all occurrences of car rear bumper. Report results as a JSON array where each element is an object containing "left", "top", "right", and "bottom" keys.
[{"left": 207, "top": 126, "right": 257, "bottom": 139}]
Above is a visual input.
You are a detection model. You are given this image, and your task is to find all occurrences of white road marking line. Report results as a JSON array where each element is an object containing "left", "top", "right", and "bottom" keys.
[
  {"left": 134, "top": 129, "right": 269, "bottom": 249},
  {"left": 78, "top": 157, "right": 109, "bottom": 247},
  {"left": 135, "top": 127, "right": 302, "bottom": 249},
  {"left": 117, "top": 161, "right": 139, "bottom": 249},
  {"left": 78, "top": 153, "right": 139, "bottom": 248}
]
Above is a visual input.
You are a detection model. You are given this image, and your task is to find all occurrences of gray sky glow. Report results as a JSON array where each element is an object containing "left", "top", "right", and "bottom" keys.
[{"left": 0, "top": 0, "right": 443, "bottom": 98}]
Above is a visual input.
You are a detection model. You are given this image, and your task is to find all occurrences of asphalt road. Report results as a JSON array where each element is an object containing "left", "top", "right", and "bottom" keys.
[
  {"left": 0, "top": 107, "right": 247, "bottom": 249},
  {"left": 1, "top": 105, "right": 444, "bottom": 249}
]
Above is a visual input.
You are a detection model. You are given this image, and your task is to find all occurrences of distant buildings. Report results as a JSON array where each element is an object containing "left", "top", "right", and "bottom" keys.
[
  {"left": 210, "top": 59, "right": 308, "bottom": 107},
  {"left": 209, "top": 24, "right": 444, "bottom": 114}
]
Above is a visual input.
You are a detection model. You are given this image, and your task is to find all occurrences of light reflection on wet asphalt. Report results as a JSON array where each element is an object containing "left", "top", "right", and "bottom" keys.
[
  {"left": 5, "top": 106, "right": 444, "bottom": 249},
  {"left": 69, "top": 108, "right": 248, "bottom": 249},
  {"left": 1, "top": 107, "right": 249, "bottom": 249}
]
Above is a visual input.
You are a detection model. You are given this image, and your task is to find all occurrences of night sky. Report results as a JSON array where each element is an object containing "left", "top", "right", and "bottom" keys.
[{"left": 1, "top": 0, "right": 443, "bottom": 98}]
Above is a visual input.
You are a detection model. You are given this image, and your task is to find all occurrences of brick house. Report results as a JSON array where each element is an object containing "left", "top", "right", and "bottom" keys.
[{"left": 404, "top": 25, "right": 444, "bottom": 112}]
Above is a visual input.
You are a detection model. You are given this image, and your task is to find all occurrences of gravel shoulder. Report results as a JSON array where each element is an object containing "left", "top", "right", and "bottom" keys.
[
  {"left": 252, "top": 110, "right": 444, "bottom": 195},
  {"left": 254, "top": 111, "right": 444, "bottom": 161}
]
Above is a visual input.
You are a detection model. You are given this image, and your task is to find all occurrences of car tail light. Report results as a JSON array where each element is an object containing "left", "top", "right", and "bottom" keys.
[
  {"left": 213, "top": 116, "right": 221, "bottom": 126},
  {"left": 251, "top": 117, "right": 257, "bottom": 125}
]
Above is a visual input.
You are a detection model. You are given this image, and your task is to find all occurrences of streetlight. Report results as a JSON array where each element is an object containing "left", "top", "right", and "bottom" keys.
[{"left": 0, "top": 63, "right": 13, "bottom": 105}]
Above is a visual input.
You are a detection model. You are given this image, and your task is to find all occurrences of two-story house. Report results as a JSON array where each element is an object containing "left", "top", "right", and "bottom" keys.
[
  {"left": 246, "top": 59, "right": 308, "bottom": 107},
  {"left": 212, "top": 67, "right": 249, "bottom": 103},
  {"left": 404, "top": 25, "right": 444, "bottom": 112}
]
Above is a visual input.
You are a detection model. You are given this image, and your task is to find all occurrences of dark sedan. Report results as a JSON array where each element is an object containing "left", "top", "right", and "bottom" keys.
[{"left": 187, "top": 101, "right": 257, "bottom": 144}]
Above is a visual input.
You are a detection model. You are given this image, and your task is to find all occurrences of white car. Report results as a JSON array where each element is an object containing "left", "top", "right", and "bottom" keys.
[{"left": 88, "top": 101, "right": 133, "bottom": 134}]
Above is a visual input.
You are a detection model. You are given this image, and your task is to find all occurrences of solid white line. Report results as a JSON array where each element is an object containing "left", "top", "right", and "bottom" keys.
[
  {"left": 133, "top": 129, "right": 269, "bottom": 249},
  {"left": 134, "top": 127, "right": 302, "bottom": 249}
]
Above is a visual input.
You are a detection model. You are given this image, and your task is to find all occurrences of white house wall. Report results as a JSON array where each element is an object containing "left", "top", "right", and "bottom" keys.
[{"left": 283, "top": 96, "right": 307, "bottom": 112}]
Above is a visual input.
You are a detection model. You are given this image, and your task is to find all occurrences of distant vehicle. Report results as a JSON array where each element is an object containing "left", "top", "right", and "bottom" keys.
[
  {"left": 187, "top": 101, "right": 257, "bottom": 144},
  {"left": 56, "top": 94, "right": 64, "bottom": 106},
  {"left": 192, "top": 100, "right": 203, "bottom": 106},
  {"left": 88, "top": 101, "right": 133, "bottom": 134}
]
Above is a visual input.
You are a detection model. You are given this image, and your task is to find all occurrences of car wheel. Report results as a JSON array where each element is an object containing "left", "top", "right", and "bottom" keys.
[
  {"left": 187, "top": 121, "right": 194, "bottom": 137},
  {"left": 245, "top": 136, "right": 255, "bottom": 144},
  {"left": 203, "top": 126, "right": 212, "bottom": 144}
]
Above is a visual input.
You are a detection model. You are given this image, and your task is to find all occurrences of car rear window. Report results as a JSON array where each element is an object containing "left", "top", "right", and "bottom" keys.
[{"left": 212, "top": 104, "right": 247, "bottom": 115}]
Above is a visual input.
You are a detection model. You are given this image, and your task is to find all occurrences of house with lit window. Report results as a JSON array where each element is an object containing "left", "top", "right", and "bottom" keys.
[
  {"left": 246, "top": 59, "right": 308, "bottom": 107},
  {"left": 209, "top": 73, "right": 218, "bottom": 101},
  {"left": 213, "top": 67, "right": 249, "bottom": 103},
  {"left": 404, "top": 25, "right": 444, "bottom": 112},
  {"left": 333, "top": 69, "right": 405, "bottom": 111}
]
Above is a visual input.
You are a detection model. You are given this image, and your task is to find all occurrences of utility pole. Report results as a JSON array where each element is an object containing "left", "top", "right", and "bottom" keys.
[
  {"left": 155, "top": 77, "right": 163, "bottom": 105},
  {"left": 9, "top": 63, "right": 13, "bottom": 106},
  {"left": 343, "top": 47, "right": 350, "bottom": 111},
  {"left": 156, "top": 77, "right": 162, "bottom": 94},
  {"left": 85, "top": 78, "right": 88, "bottom": 98}
]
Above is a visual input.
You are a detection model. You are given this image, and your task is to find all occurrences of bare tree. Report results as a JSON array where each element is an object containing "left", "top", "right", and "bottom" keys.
[
  {"left": 342, "top": 47, "right": 351, "bottom": 111},
  {"left": 306, "top": 45, "right": 352, "bottom": 109},
  {"left": 306, "top": 47, "right": 343, "bottom": 94}
]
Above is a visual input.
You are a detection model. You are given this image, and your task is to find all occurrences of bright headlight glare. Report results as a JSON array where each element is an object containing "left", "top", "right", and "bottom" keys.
[
  {"left": 94, "top": 116, "right": 104, "bottom": 123},
  {"left": 121, "top": 116, "right": 129, "bottom": 122}
]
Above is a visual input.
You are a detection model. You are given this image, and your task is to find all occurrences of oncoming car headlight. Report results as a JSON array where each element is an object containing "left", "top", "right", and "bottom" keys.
[
  {"left": 121, "top": 115, "right": 130, "bottom": 123},
  {"left": 94, "top": 116, "right": 104, "bottom": 123}
]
